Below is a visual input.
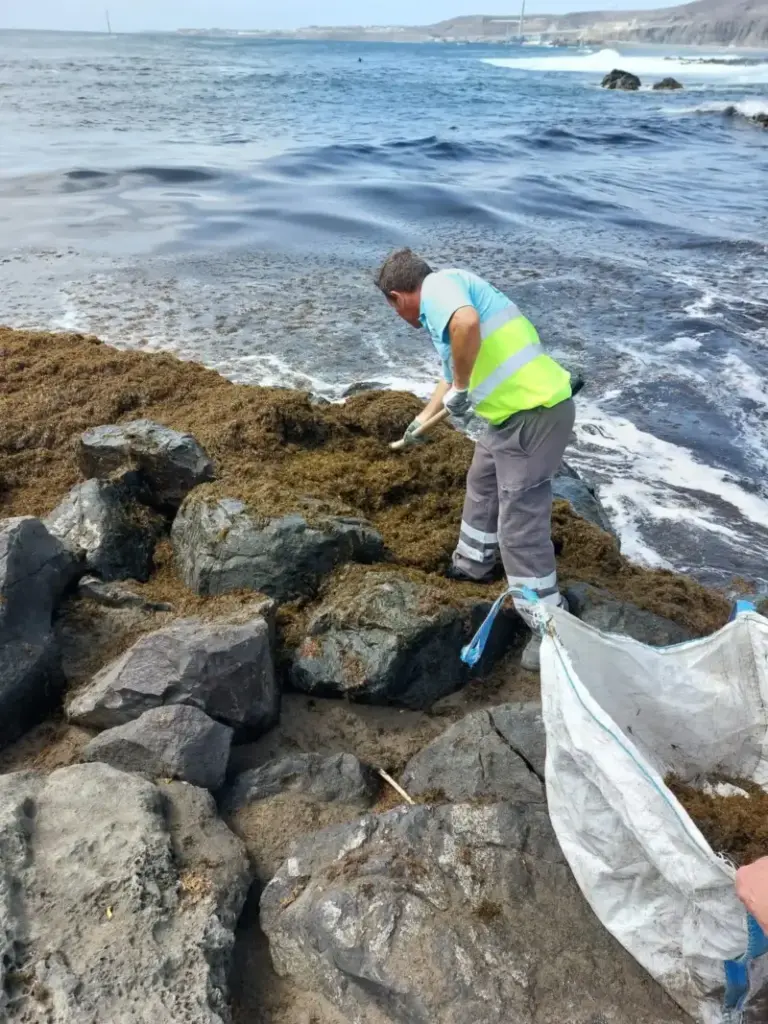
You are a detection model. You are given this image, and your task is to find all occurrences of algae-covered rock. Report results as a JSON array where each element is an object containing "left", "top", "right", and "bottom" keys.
[
  {"left": 46, "top": 478, "right": 165, "bottom": 582},
  {"left": 223, "top": 753, "right": 379, "bottom": 881},
  {"left": 172, "top": 494, "right": 385, "bottom": 601},
  {"left": 565, "top": 581, "right": 695, "bottom": 645},
  {"left": 261, "top": 801, "right": 688, "bottom": 1024},
  {"left": 83, "top": 704, "right": 233, "bottom": 790},
  {"left": 289, "top": 567, "right": 523, "bottom": 709},
  {"left": 78, "top": 574, "right": 174, "bottom": 611},
  {"left": 0, "top": 516, "right": 80, "bottom": 750},
  {"left": 0, "top": 762, "right": 249, "bottom": 1024},
  {"left": 79, "top": 419, "right": 215, "bottom": 511},
  {"left": 67, "top": 616, "right": 278, "bottom": 735}
]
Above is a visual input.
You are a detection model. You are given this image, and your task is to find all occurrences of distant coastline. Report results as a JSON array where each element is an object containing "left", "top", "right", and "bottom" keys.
[{"left": 176, "top": 2, "right": 768, "bottom": 50}]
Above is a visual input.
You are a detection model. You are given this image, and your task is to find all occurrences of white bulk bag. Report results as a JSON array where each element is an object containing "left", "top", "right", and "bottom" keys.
[{"left": 539, "top": 607, "right": 768, "bottom": 1024}]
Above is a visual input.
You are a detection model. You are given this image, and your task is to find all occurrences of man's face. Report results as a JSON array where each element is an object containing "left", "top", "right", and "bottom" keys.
[{"left": 387, "top": 290, "right": 422, "bottom": 329}]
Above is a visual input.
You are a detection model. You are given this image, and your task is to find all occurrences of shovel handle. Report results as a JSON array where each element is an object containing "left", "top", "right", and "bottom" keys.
[{"left": 389, "top": 407, "right": 451, "bottom": 451}]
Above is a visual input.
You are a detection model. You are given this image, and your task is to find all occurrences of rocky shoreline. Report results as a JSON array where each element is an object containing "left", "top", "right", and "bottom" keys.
[{"left": 0, "top": 326, "right": 739, "bottom": 1023}]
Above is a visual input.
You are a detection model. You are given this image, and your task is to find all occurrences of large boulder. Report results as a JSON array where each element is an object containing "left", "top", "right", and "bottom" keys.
[
  {"left": 565, "top": 581, "right": 695, "bottom": 646},
  {"left": 553, "top": 462, "right": 617, "bottom": 540},
  {"left": 79, "top": 419, "right": 215, "bottom": 511},
  {"left": 223, "top": 753, "right": 380, "bottom": 882},
  {"left": 401, "top": 703, "right": 545, "bottom": 804},
  {"left": 602, "top": 68, "right": 641, "bottom": 91},
  {"left": 289, "top": 567, "right": 523, "bottom": 709},
  {"left": 261, "top": 802, "right": 687, "bottom": 1024},
  {"left": 45, "top": 478, "right": 165, "bottom": 582},
  {"left": 67, "top": 616, "right": 279, "bottom": 735},
  {"left": 83, "top": 704, "right": 233, "bottom": 790},
  {"left": 0, "top": 517, "right": 80, "bottom": 749},
  {"left": 0, "top": 762, "right": 250, "bottom": 1023},
  {"left": 653, "top": 77, "right": 684, "bottom": 90},
  {"left": 172, "top": 495, "right": 385, "bottom": 601}
]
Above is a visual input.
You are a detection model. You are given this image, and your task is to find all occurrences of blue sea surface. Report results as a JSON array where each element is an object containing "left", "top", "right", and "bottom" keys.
[{"left": 1, "top": 31, "right": 767, "bottom": 585}]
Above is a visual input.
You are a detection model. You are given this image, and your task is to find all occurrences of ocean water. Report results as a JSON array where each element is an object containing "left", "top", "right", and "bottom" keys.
[{"left": 1, "top": 31, "right": 767, "bottom": 588}]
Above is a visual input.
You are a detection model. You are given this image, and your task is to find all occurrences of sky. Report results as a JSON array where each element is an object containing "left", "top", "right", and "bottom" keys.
[{"left": 0, "top": 1, "right": 679, "bottom": 33}]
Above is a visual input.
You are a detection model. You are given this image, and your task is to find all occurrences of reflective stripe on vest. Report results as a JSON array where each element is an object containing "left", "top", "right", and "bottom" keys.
[
  {"left": 480, "top": 305, "right": 521, "bottom": 340},
  {"left": 470, "top": 342, "right": 542, "bottom": 404},
  {"left": 468, "top": 306, "right": 572, "bottom": 424}
]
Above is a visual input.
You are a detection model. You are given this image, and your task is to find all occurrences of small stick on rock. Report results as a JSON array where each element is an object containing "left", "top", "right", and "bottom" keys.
[{"left": 377, "top": 767, "right": 415, "bottom": 806}]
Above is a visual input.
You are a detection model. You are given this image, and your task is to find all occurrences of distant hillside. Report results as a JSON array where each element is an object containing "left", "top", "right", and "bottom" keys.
[
  {"left": 185, "top": 1, "right": 768, "bottom": 48},
  {"left": 432, "top": 0, "right": 768, "bottom": 47}
]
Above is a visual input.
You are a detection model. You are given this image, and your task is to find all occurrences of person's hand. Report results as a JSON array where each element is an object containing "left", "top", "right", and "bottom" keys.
[
  {"left": 736, "top": 858, "right": 768, "bottom": 933},
  {"left": 400, "top": 418, "right": 429, "bottom": 448},
  {"left": 443, "top": 387, "right": 471, "bottom": 418}
]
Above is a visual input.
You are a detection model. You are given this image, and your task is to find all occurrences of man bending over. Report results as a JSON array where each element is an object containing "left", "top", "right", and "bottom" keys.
[{"left": 375, "top": 248, "right": 575, "bottom": 671}]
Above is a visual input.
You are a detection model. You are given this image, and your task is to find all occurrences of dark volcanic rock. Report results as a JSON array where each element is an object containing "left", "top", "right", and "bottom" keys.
[
  {"left": 602, "top": 68, "right": 641, "bottom": 90},
  {"left": 289, "top": 568, "right": 523, "bottom": 709},
  {"left": 553, "top": 462, "right": 617, "bottom": 539},
  {"left": 223, "top": 752, "right": 379, "bottom": 814},
  {"left": 79, "top": 420, "right": 214, "bottom": 511},
  {"left": 78, "top": 574, "right": 174, "bottom": 611},
  {"left": 67, "top": 616, "right": 279, "bottom": 735},
  {"left": 341, "top": 381, "right": 387, "bottom": 397},
  {"left": 565, "top": 581, "right": 695, "bottom": 645},
  {"left": 172, "top": 495, "right": 385, "bottom": 601},
  {"left": 653, "top": 77, "right": 684, "bottom": 90},
  {"left": 223, "top": 753, "right": 380, "bottom": 882},
  {"left": 83, "top": 704, "right": 233, "bottom": 790},
  {"left": 0, "top": 517, "right": 80, "bottom": 750},
  {"left": 0, "top": 763, "right": 250, "bottom": 1024},
  {"left": 401, "top": 703, "right": 545, "bottom": 803},
  {"left": 261, "top": 801, "right": 687, "bottom": 1024},
  {"left": 46, "top": 478, "right": 164, "bottom": 582}
]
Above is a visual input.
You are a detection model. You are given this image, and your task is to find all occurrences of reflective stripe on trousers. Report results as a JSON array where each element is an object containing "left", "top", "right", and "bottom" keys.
[{"left": 451, "top": 400, "right": 576, "bottom": 620}]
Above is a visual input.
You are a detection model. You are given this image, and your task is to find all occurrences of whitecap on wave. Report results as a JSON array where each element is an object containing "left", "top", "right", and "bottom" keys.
[{"left": 483, "top": 48, "right": 768, "bottom": 85}]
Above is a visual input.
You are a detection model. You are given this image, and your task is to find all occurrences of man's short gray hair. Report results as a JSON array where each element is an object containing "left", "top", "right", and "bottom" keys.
[{"left": 374, "top": 248, "right": 433, "bottom": 296}]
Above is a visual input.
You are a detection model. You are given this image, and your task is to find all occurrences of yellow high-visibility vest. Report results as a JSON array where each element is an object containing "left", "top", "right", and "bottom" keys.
[{"left": 469, "top": 306, "right": 571, "bottom": 425}]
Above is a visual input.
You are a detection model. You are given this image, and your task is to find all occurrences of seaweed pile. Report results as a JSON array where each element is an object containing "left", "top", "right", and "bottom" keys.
[{"left": 0, "top": 327, "right": 729, "bottom": 635}]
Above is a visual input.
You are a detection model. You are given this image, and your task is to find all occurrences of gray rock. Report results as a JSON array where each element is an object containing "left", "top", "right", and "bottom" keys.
[
  {"left": 67, "top": 616, "right": 279, "bottom": 735},
  {"left": 83, "top": 705, "right": 233, "bottom": 790},
  {"left": 222, "top": 752, "right": 379, "bottom": 814},
  {"left": 0, "top": 762, "right": 250, "bottom": 1024},
  {"left": 653, "top": 77, "right": 684, "bottom": 90},
  {"left": 261, "top": 802, "right": 687, "bottom": 1024},
  {"left": 602, "top": 68, "right": 641, "bottom": 90},
  {"left": 553, "top": 462, "right": 618, "bottom": 539},
  {"left": 0, "top": 517, "right": 80, "bottom": 749},
  {"left": 78, "top": 574, "right": 174, "bottom": 611},
  {"left": 290, "top": 568, "right": 523, "bottom": 709},
  {"left": 341, "top": 381, "right": 387, "bottom": 398},
  {"left": 224, "top": 753, "right": 379, "bottom": 884},
  {"left": 401, "top": 703, "right": 545, "bottom": 803},
  {"left": 46, "top": 478, "right": 165, "bottom": 582},
  {"left": 565, "top": 581, "right": 695, "bottom": 645},
  {"left": 79, "top": 419, "right": 215, "bottom": 511},
  {"left": 172, "top": 495, "right": 385, "bottom": 601}
]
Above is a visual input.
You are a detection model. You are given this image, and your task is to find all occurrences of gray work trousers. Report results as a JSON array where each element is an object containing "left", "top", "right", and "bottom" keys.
[{"left": 453, "top": 398, "right": 575, "bottom": 620}]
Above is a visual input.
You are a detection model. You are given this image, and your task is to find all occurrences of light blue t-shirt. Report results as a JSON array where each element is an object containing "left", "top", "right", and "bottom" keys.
[{"left": 419, "top": 269, "right": 515, "bottom": 383}]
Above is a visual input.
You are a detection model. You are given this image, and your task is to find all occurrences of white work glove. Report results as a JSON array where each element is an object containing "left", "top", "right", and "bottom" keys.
[{"left": 442, "top": 387, "right": 471, "bottom": 418}]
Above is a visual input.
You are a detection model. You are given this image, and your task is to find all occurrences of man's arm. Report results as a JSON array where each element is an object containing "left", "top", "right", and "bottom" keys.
[
  {"left": 416, "top": 379, "right": 451, "bottom": 422},
  {"left": 448, "top": 306, "right": 481, "bottom": 389}
]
